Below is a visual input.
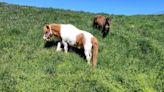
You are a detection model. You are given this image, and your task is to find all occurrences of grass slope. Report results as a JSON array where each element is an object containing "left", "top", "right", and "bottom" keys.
[{"left": 0, "top": 2, "right": 164, "bottom": 92}]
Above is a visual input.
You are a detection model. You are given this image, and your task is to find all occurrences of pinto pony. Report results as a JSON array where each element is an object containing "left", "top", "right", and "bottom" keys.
[
  {"left": 93, "top": 15, "right": 112, "bottom": 38},
  {"left": 43, "top": 24, "right": 99, "bottom": 67}
]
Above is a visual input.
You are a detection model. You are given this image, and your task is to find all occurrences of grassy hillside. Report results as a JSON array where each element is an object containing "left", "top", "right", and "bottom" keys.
[{"left": 0, "top": 2, "right": 164, "bottom": 92}]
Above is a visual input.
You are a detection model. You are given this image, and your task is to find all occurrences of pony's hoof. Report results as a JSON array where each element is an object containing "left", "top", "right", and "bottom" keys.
[
  {"left": 56, "top": 48, "right": 62, "bottom": 52},
  {"left": 87, "top": 62, "right": 91, "bottom": 65}
]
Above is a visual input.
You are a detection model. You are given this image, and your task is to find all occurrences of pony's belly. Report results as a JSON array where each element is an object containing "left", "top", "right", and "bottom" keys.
[
  {"left": 72, "top": 45, "right": 83, "bottom": 49},
  {"left": 66, "top": 40, "right": 83, "bottom": 49},
  {"left": 66, "top": 40, "right": 76, "bottom": 46}
]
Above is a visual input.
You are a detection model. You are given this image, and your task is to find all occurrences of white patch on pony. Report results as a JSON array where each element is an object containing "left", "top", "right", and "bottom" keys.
[
  {"left": 49, "top": 25, "right": 53, "bottom": 36},
  {"left": 84, "top": 42, "right": 92, "bottom": 65},
  {"left": 105, "top": 25, "right": 109, "bottom": 28},
  {"left": 77, "top": 46, "right": 81, "bottom": 49},
  {"left": 50, "top": 30, "right": 53, "bottom": 34},
  {"left": 43, "top": 35, "right": 47, "bottom": 40}
]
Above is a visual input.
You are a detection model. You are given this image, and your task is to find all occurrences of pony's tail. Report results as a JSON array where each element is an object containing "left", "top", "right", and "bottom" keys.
[{"left": 91, "top": 37, "right": 99, "bottom": 67}]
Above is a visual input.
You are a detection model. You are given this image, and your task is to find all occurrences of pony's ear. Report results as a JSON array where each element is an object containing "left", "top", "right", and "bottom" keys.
[{"left": 46, "top": 25, "right": 50, "bottom": 29}]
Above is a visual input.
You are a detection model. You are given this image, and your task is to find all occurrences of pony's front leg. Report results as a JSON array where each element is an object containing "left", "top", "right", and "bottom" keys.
[
  {"left": 62, "top": 40, "right": 68, "bottom": 53},
  {"left": 56, "top": 42, "right": 62, "bottom": 52}
]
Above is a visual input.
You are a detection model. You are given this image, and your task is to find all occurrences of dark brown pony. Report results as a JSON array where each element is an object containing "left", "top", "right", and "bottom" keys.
[{"left": 93, "top": 15, "right": 112, "bottom": 38}]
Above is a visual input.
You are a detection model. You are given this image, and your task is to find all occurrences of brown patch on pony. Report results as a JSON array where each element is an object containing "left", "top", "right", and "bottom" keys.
[
  {"left": 76, "top": 33, "right": 85, "bottom": 48},
  {"left": 50, "top": 24, "right": 61, "bottom": 38},
  {"left": 93, "top": 15, "right": 106, "bottom": 28},
  {"left": 91, "top": 37, "right": 98, "bottom": 67}
]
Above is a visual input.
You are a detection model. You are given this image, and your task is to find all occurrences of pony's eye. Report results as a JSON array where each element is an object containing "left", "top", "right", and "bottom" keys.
[{"left": 45, "top": 32, "right": 48, "bottom": 34}]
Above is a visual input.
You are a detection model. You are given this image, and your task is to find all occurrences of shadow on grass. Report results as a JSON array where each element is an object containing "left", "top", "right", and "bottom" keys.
[
  {"left": 44, "top": 40, "right": 59, "bottom": 48},
  {"left": 44, "top": 40, "right": 86, "bottom": 59}
]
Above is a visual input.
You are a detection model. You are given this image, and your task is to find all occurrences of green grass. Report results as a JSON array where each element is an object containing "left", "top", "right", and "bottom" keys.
[{"left": 0, "top": 2, "right": 164, "bottom": 92}]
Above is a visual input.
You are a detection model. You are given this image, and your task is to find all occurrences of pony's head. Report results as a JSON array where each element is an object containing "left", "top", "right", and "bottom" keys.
[
  {"left": 102, "top": 18, "right": 112, "bottom": 38},
  {"left": 43, "top": 24, "right": 61, "bottom": 41},
  {"left": 43, "top": 25, "right": 53, "bottom": 41}
]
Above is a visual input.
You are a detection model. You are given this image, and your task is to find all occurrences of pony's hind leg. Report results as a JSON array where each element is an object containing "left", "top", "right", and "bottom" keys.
[
  {"left": 62, "top": 40, "right": 68, "bottom": 53},
  {"left": 84, "top": 46, "right": 92, "bottom": 65}
]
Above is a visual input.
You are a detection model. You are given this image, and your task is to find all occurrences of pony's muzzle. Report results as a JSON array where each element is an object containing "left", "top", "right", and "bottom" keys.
[{"left": 43, "top": 35, "right": 50, "bottom": 41}]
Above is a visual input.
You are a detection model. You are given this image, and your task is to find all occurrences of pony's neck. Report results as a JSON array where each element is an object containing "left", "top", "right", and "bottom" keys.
[{"left": 50, "top": 24, "right": 61, "bottom": 38}]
